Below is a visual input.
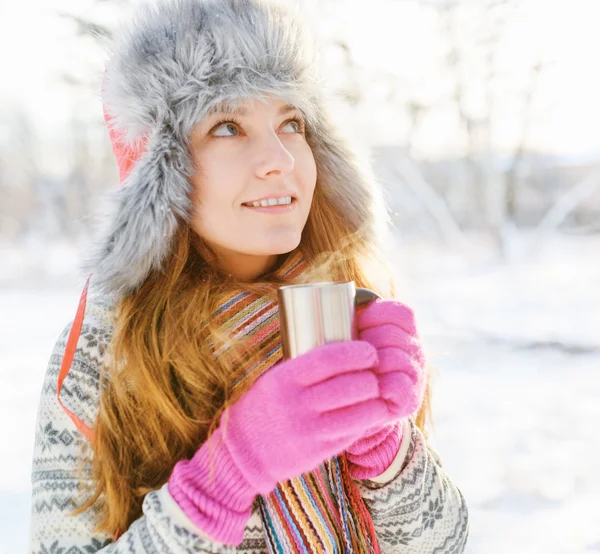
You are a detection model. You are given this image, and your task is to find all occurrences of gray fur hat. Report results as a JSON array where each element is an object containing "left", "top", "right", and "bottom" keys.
[{"left": 85, "top": 0, "right": 387, "bottom": 298}]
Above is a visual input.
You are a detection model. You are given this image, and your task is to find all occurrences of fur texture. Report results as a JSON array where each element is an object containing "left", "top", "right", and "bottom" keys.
[{"left": 85, "top": 0, "right": 388, "bottom": 297}]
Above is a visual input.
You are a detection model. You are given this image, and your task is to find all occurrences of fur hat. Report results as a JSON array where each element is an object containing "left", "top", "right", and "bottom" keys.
[{"left": 85, "top": 0, "right": 387, "bottom": 298}]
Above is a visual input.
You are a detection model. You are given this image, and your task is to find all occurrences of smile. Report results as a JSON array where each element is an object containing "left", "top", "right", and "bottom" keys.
[
  {"left": 244, "top": 196, "right": 294, "bottom": 204},
  {"left": 242, "top": 196, "right": 298, "bottom": 214}
]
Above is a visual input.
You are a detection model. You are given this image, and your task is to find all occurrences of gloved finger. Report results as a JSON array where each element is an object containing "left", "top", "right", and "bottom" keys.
[
  {"left": 357, "top": 300, "right": 417, "bottom": 335},
  {"left": 378, "top": 372, "right": 424, "bottom": 418},
  {"left": 376, "top": 346, "right": 425, "bottom": 376},
  {"left": 291, "top": 340, "right": 378, "bottom": 387},
  {"left": 360, "top": 324, "right": 420, "bottom": 352},
  {"left": 320, "top": 398, "right": 390, "bottom": 439},
  {"left": 302, "top": 370, "right": 380, "bottom": 412}
]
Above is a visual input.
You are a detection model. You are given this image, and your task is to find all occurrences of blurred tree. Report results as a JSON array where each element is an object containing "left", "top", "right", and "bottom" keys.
[
  {"left": 0, "top": 109, "right": 39, "bottom": 239},
  {"left": 2, "top": 0, "right": 597, "bottom": 251}
]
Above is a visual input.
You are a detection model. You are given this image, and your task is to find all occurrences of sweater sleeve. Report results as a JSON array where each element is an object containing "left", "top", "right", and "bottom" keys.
[
  {"left": 29, "top": 298, "right": 267, "bottom": 554},
  {"left": 353, "top": 418, "right": 470, "bottom": 554}
]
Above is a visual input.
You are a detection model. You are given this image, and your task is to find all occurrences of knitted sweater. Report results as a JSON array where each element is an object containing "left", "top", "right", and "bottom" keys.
[{"left": 29, "top": 297, "right": 469, "bottom": 553}]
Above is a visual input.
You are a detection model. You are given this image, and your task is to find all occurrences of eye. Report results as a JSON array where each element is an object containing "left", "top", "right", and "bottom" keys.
[
  {"left": 212, "top": 121, "right": 240, "bottom": 137},
  {"left": 281, "top": 118, "right": 305, "bottom": 134}
]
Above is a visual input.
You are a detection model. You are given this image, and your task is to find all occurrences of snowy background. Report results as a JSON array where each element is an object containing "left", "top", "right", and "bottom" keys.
[
  {"left": 2, "top": 232, "right": 598, "bottom": 554},
  {"left": 2, "top": 0, "right": 600, "bottom": 552}
]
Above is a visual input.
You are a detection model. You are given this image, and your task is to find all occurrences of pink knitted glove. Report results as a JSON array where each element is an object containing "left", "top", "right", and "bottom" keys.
[
  {"left": 168, "top": 341, "right": 389, "bottom": 545},
  {"left": 345, "top": 420, "right": 404, "bottom": 479},
  {"left": 345, "top": 300, "right": 426, "bottom": 479}
]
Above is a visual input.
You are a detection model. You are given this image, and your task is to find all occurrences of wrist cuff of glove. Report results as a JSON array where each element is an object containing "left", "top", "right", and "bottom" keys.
[
  {"left": 346, "top": 420, "right": 404, "bottom": 480},
  {"left": 168, "top": 427, "right": 257, "bottom": 545}
]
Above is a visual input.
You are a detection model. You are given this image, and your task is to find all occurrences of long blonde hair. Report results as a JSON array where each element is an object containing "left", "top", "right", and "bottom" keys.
[{"left": 74, "top": 182, "right": 431, "bottom": 535}]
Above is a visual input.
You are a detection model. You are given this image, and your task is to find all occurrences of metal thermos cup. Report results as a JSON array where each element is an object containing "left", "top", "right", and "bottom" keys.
[{"left": 277, "top": 282, "right": 381, "bottom": 359}]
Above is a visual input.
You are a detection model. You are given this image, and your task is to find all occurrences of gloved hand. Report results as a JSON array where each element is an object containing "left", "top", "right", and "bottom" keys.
[
  {"left": 345, "top": 300, "right": 426, "bottom": 479},
  {"left": 168, "top": 340, "right": 389, "bottom": 545}
]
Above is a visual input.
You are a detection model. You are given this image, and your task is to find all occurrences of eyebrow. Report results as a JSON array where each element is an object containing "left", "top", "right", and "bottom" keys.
[{"left": 208, "top": 102, "right": 300, "bottom": 117}]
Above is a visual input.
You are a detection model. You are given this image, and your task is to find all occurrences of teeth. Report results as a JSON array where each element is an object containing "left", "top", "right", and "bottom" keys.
[{"left": 247, "top": 196, "right": 293, "bottom": 207}]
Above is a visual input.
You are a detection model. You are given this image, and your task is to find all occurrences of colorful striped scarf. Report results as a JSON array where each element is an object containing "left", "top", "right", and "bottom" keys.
[{"left": 209, "top": 251, "right": 381, "bottom": 554}]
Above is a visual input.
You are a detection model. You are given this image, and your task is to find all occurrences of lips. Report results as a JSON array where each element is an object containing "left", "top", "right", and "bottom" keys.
[
  {"left": 242, "top": 198, "right": 297, "bottom": 210},
  {"left": 242, "top": 199, "right": 298, "bottom": 215},
  {"left": 242, "top": 191, "right": 298, "bottom": 207}
]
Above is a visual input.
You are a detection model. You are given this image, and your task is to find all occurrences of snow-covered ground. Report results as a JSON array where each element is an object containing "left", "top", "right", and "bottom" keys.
[{"left": 1, "top": 233, "right": 599, "bottom": 554}]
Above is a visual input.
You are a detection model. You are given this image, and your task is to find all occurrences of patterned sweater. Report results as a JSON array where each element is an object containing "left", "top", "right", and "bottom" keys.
[{"left": 29, "top": 296, "right": 469, "bottom": 553}]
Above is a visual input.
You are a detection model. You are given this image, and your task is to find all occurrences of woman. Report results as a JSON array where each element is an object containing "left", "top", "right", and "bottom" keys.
[{"left": 29, "top": 0, "right": 469, "bottom": 552}]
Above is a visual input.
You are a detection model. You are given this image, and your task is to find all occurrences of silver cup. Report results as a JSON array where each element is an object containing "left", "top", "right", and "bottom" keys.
[{"left": 277, "top": 282, "right": 381, "bottom": 359}]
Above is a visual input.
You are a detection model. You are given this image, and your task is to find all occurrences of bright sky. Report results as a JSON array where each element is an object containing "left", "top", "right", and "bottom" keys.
[{"left": 1, "top": 0, "right": 600, "bottom": 161}]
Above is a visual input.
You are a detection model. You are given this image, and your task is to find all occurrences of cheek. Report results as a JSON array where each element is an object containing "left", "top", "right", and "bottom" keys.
[
  {"left": 189, "top": 161, "right": 241, "bottom": 241},
  {"left": 191, "top": 154, "right": 242, "bottom": 211},
  {"left": 296, "top": 145, "right": 317, "bottom": 197}
]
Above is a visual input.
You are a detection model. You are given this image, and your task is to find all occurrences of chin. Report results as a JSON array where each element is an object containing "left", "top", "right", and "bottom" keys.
[{"left": 255, "top": 232, "right": 302, "bottom": 256}]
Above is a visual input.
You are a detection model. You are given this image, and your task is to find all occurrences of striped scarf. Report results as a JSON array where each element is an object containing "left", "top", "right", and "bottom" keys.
[{"left": 209, "top": 251, "right": 381, "bottom": 554}]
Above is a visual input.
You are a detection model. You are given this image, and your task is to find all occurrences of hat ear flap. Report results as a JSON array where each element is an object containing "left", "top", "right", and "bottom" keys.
[
  {"left": 307, "top": 112, "right": 386, "bottom": 244},
  {"left": 82, "top": 130, "right": 194, "bottom": 298}
]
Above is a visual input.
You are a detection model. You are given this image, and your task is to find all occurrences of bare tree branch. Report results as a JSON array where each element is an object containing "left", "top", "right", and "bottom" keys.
[
  {"left": 389, "top": 157, "right": 468, "bottom": 247},
  {"left": 528, "top": 168, "right": 600, "bottom": 254},
  {"left": 55, "top": 12, "right": 112, "bottom": 40}
]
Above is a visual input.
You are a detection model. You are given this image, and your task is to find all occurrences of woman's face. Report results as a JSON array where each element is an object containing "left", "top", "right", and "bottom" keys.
[{"left": 189, "top": 96, "right": 317, "bottom": 279}]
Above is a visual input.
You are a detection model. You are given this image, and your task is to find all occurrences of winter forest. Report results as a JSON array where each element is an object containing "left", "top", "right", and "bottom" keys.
[{"left": 1, "top": 0, "right": 599, "bottom": 552}]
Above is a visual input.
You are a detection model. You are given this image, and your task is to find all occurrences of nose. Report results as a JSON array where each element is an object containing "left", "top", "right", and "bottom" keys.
[{"left": 254, "top": 132, "right": 295, "bottom": 178}]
